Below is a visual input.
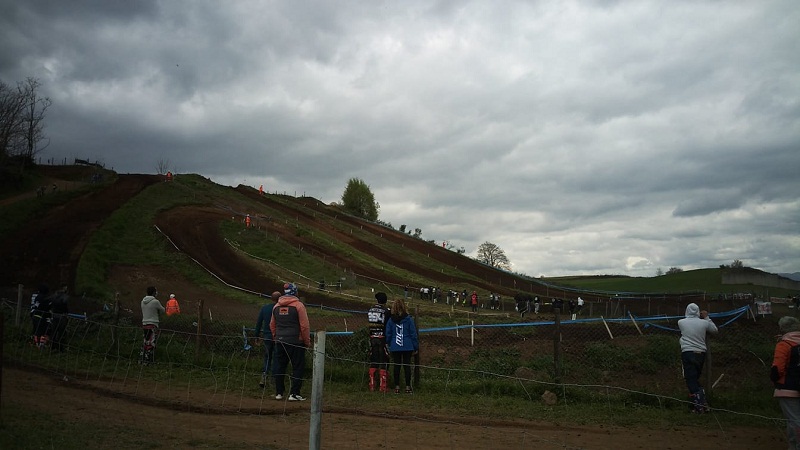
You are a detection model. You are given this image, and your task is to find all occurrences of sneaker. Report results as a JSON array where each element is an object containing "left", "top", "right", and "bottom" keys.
[
  {"left": 288, "top": 394, "right": 306, "bottom": 402},
  {"left": 275, "top": 394, "right": 283, "bottom": 400}
]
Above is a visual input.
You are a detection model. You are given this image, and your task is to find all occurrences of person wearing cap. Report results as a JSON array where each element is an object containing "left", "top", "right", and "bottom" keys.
[
  {"left": 367, "top": 292, "right": 390, "bottom": 392},
  {"left": 678, "top": 303, "right": 718, "bottom": 413},
  {"left": 771, "top": 316, "right": 800, "bottom": 447},
  {"left": 165, "top": 293, "right": 181, "bottom": 316},
  {"left": 254, "top": 290, "right": 281, "bottom": 388},
  {"left": 270, "top": 283, "right": 311, "bottom": 401}
]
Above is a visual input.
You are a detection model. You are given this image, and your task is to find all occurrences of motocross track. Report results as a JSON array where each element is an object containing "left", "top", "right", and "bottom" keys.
[{"left": 0, "top": 169, "right": 785, "bottom": 449}]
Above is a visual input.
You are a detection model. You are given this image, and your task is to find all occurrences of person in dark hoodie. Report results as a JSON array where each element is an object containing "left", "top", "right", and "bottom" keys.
[
  {"left": 140, "top": 286, "right": 165, "bottom": 364},
  {"left": 771, "top": 316, "right": 800, "bottom": 448},
  {"left": 385, "top": 297, "right": 418, "bottom": 394},
  {"left": 270, "top": 283, "right": 311, "bottom": 401},
  {"left": 254, "top": 290, "right": 281, "bottom": 388},
  {"left": 49, "top": 285, "right": 70, "bottom": 352},
  {"left": 678, "top": 303, "right": 718, "bottom": 413}
]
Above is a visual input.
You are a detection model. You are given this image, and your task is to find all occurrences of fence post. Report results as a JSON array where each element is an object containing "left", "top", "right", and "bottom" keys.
[
  {"left": 414, "top": 306, "right": 420, "bottom": 387},
  {"left": 553, "top": 309, "right": 562, "bottom": 384},
  {"left": 15, "top": 284, "right": 23, "bottom": 327},
  {"left": 309, "top": 330, "right": 326, "bottom": 450},
  {"left": 111, "top": 293, "right": 120, "bottom": 345},
  {"left": 195, "top": 299, "right": 204, "bottom": 362}
]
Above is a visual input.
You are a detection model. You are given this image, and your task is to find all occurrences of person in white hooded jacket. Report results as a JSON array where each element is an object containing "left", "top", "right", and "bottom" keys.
[
  {"left": 678, "top": 303, "right": 718, "bottom": 413},
  {"left": 771, "top": 316, "right": 800, "bottom": 449},
  {"left": 140, "top": 286, "right": 165, "bottom": 364}
]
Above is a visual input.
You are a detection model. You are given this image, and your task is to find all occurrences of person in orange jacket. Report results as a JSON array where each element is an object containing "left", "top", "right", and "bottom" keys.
[
  {"left": 245, "top": 214, "right": 251, "bottom": 228},
  {"left": 165, "top": 293, "right": 181, "bottom": 316}
]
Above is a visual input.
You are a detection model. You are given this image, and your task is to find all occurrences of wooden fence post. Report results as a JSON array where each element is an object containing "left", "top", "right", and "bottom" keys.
[
  {"left": 15, "top": 284, "right": 23, "bottom": 327},
  {"left": 195, "top": 299, "right": 204, "bottom": 362},
  {"left": 414, "top": 306, "right": 420, "bottom": 387},
  {"left": 553, "top": 308, "right": 562, "bottom": 384}
]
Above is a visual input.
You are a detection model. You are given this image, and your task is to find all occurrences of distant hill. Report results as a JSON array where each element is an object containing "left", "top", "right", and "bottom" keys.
[{"left": 779, "top": 273, "right": 800, "bottom": 282}]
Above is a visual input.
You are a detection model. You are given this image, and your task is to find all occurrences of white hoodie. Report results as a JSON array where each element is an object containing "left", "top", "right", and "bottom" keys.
[
  {"left": 678, "top": 303, "right": 718, "bottom": 352},
  {"left": 141, "top": 295, "right": 165, "bottom": 326}
]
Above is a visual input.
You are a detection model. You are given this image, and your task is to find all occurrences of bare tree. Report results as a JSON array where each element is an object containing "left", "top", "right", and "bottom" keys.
[
  {"left": 156, "top": 158, "right": 173, "bottom": 175},
  {"left": 0, "top": 77, "right": 50, "bottom": 172},
  {"left": 0, "top": 80, "right": 27, "bottom": 167},
  {"left": 476, "top": 241, "right": 511, "bottom": 271},
  {"left": 18, "top": 78, "right": 51, "bottom": 171}
]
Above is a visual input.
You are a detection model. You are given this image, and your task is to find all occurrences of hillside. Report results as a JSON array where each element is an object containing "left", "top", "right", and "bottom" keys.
[{"left": 1, "top": 165, "right": 791, "bottom": 313}]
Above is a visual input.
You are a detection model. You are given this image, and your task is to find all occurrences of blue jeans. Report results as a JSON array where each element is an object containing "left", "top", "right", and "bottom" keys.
[
  {"left": 681, "top": 351, "right": 705, "bottom": 394},
  {"left": 273, "top": 342, "right": 306, "bottom": 396},
  {"left": 778, "top": 398, "right": 800, "bottom": 449}
]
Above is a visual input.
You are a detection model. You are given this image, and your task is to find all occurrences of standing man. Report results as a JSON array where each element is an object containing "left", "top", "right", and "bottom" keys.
[
  {"left": 678, "top": 303, "right": 718, "bottom": 413},
  {"left": 470, "top": 291, "right": 479, "bottom": 313},
  {"left": 367, "top": 292, "right": 391, "bottom": 392},
  {"left": 534, "top": 296, "right": 540, "bottom": 314},
  {"left": 141, "top": 286, "right": 165, "bottom": 364},
  {"left": 254, "top": 291, "right": 281, "bottom": 388},
  {"left": 576, "top": 297, "right": 584, "bottom": 316},
  {"left": 245, "top": 214, "right": 251, "bottom": 228},
  {"left": 270, "top": 283, "right": 311, "bottom": 401},
  {"left": 165, "top": 293, "right": 181, "bottom": 316}
]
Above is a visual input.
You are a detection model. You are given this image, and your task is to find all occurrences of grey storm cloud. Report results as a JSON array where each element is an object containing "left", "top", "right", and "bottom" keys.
[{"left": 1, "top": 0, "right": 798, "bottom": 278}]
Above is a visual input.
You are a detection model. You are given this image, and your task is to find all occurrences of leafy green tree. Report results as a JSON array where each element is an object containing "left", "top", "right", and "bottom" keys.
[
  {"left": 476, "top": 241, "right": 511, "bottom": 270},
  {"left": 341, "top": 177, "right": 379, "bottom": 221}
]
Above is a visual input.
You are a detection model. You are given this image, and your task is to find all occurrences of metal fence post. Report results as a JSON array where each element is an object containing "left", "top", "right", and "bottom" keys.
[{"left": 310, "top": 330, "right": 326, "bottom": 450}]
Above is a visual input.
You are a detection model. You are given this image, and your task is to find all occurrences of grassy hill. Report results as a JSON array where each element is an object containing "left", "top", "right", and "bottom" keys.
[{"left": 1, "top": 165, "right": 796, "bottom": 305}]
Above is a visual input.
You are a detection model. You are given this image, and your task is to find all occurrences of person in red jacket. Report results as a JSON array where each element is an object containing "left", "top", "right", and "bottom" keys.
[
  {"left": 771, "top": 316, "right": 800, "bottom": 448},
  {"left": 165, "top": 294, "right": 180, "bottom": 316}
]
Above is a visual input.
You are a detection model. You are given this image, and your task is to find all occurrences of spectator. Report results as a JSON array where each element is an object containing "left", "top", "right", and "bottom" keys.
[
  {"left": 270, "top": 283, "right": 311, "bottom": 401},
  {"left": 385, "top": 297, "right": 418, "bottom": 394},
  {"left": 678, "top": 303, "right": 718, "bottom": 413},
  {"left": 31, "top": 284, "right": 52, "bottom": 348},
  {"left": 367, "top": 292, "right": 391, "bottom": 392},
  {"left": 576, "top": 297, "right": 585, "bottom": 316},
  {"left": 552, "top": 298, "right": 564, "bottom": 314},
  {"left": 533, "top": 296, "right": 540, "bottom": 314},
  {"left": 470, "top": 291, "right": 479, "bottom": 312},
  {"left": 569, "top": 299, "right": 577, "bottom": 320},
  {"left": 140, "top": 286, "right": 165, "bottom": 364},
  {"left": 49, "top": 285, "right": 70, "bottom": 352},
  {"left": 30, "top": 284, "right": 52, "bottom": 348},
  {"left": 255, "top": 291, "right": 281, "bottom": 388},
  {"left": 165, "top": 293, "right": 181, "bottom": 316},
  {"left": 771, "top": 316, "right": 800, "bottom": 448},
  {"left": 514, "top": 293, "right": 527, "bottom": 319}
]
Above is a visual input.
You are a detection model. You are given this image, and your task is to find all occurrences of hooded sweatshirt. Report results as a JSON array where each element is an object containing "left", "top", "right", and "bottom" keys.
[
  {"left": 141, "top": 295, "right": 165, "bottom": 326},
  {"left": 678, "top": 303, "right": 718, "bottom": 352},
  {"left": 385, "top": 313, "right": 419, "bottom": 353},
  {"left": 269, "top": 295, "right": 311, "bottom": 347},
  {"left": 772, "top": 331, "right": 800, "bottom": 398}
]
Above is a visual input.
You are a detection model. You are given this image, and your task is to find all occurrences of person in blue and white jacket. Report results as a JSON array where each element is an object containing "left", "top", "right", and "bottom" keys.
[{"left": 385, "top": 297, "right": 419, "bottom": 394}]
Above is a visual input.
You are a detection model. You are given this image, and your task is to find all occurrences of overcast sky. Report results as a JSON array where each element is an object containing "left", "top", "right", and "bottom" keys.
[{"left": 2, "top": 1, "right": 799, "bottom": 278}]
